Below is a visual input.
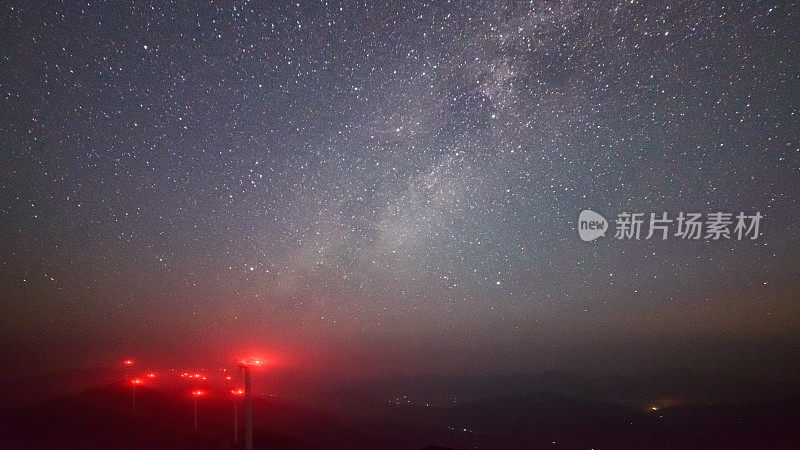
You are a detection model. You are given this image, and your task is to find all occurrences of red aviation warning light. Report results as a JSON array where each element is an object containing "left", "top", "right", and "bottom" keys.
[{"left": 238, "top": 358, "right": 264, "bottom": 368}]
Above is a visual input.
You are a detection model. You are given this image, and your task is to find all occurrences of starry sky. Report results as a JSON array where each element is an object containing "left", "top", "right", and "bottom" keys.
[{"left": 1, "top": 1, "right": 799, "bottom": 380}]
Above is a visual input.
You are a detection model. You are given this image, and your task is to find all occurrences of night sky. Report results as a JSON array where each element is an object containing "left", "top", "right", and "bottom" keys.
[{"left": 1, "top": 1, "right": 799, "bottom": 381}]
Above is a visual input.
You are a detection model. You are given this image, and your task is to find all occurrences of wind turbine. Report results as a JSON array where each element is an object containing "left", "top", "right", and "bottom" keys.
[
  {"left": 191, "top": 390, "right": 205, "bottom": 430},
  {"left": 231, "top": 388, "right": 244, "bottom": 444},
  {"left": 238, "top": 359, "right": 263, "bottom": 450},
  {"left": 130, "top": 378, "right": 143, "bottom": 412}
]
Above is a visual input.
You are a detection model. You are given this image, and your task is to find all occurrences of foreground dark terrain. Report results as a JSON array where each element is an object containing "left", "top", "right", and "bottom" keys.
[{"left": 2, "top": 372, "right": 799, "bottom": 449}]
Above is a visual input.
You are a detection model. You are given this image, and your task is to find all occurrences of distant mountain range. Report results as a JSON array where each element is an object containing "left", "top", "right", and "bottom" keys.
[{"left": 1, "top": 371, "right": 799, "bottom": 448}]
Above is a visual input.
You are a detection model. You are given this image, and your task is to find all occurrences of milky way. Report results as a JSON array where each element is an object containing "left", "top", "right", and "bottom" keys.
[{"left": 1, "top": 1, "right": 798, "bottom": 376}]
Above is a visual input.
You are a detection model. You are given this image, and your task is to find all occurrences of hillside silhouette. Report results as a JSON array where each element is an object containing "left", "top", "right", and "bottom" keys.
[{"left": 2, "top": 373, "right": 800, "bottom": 449}]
